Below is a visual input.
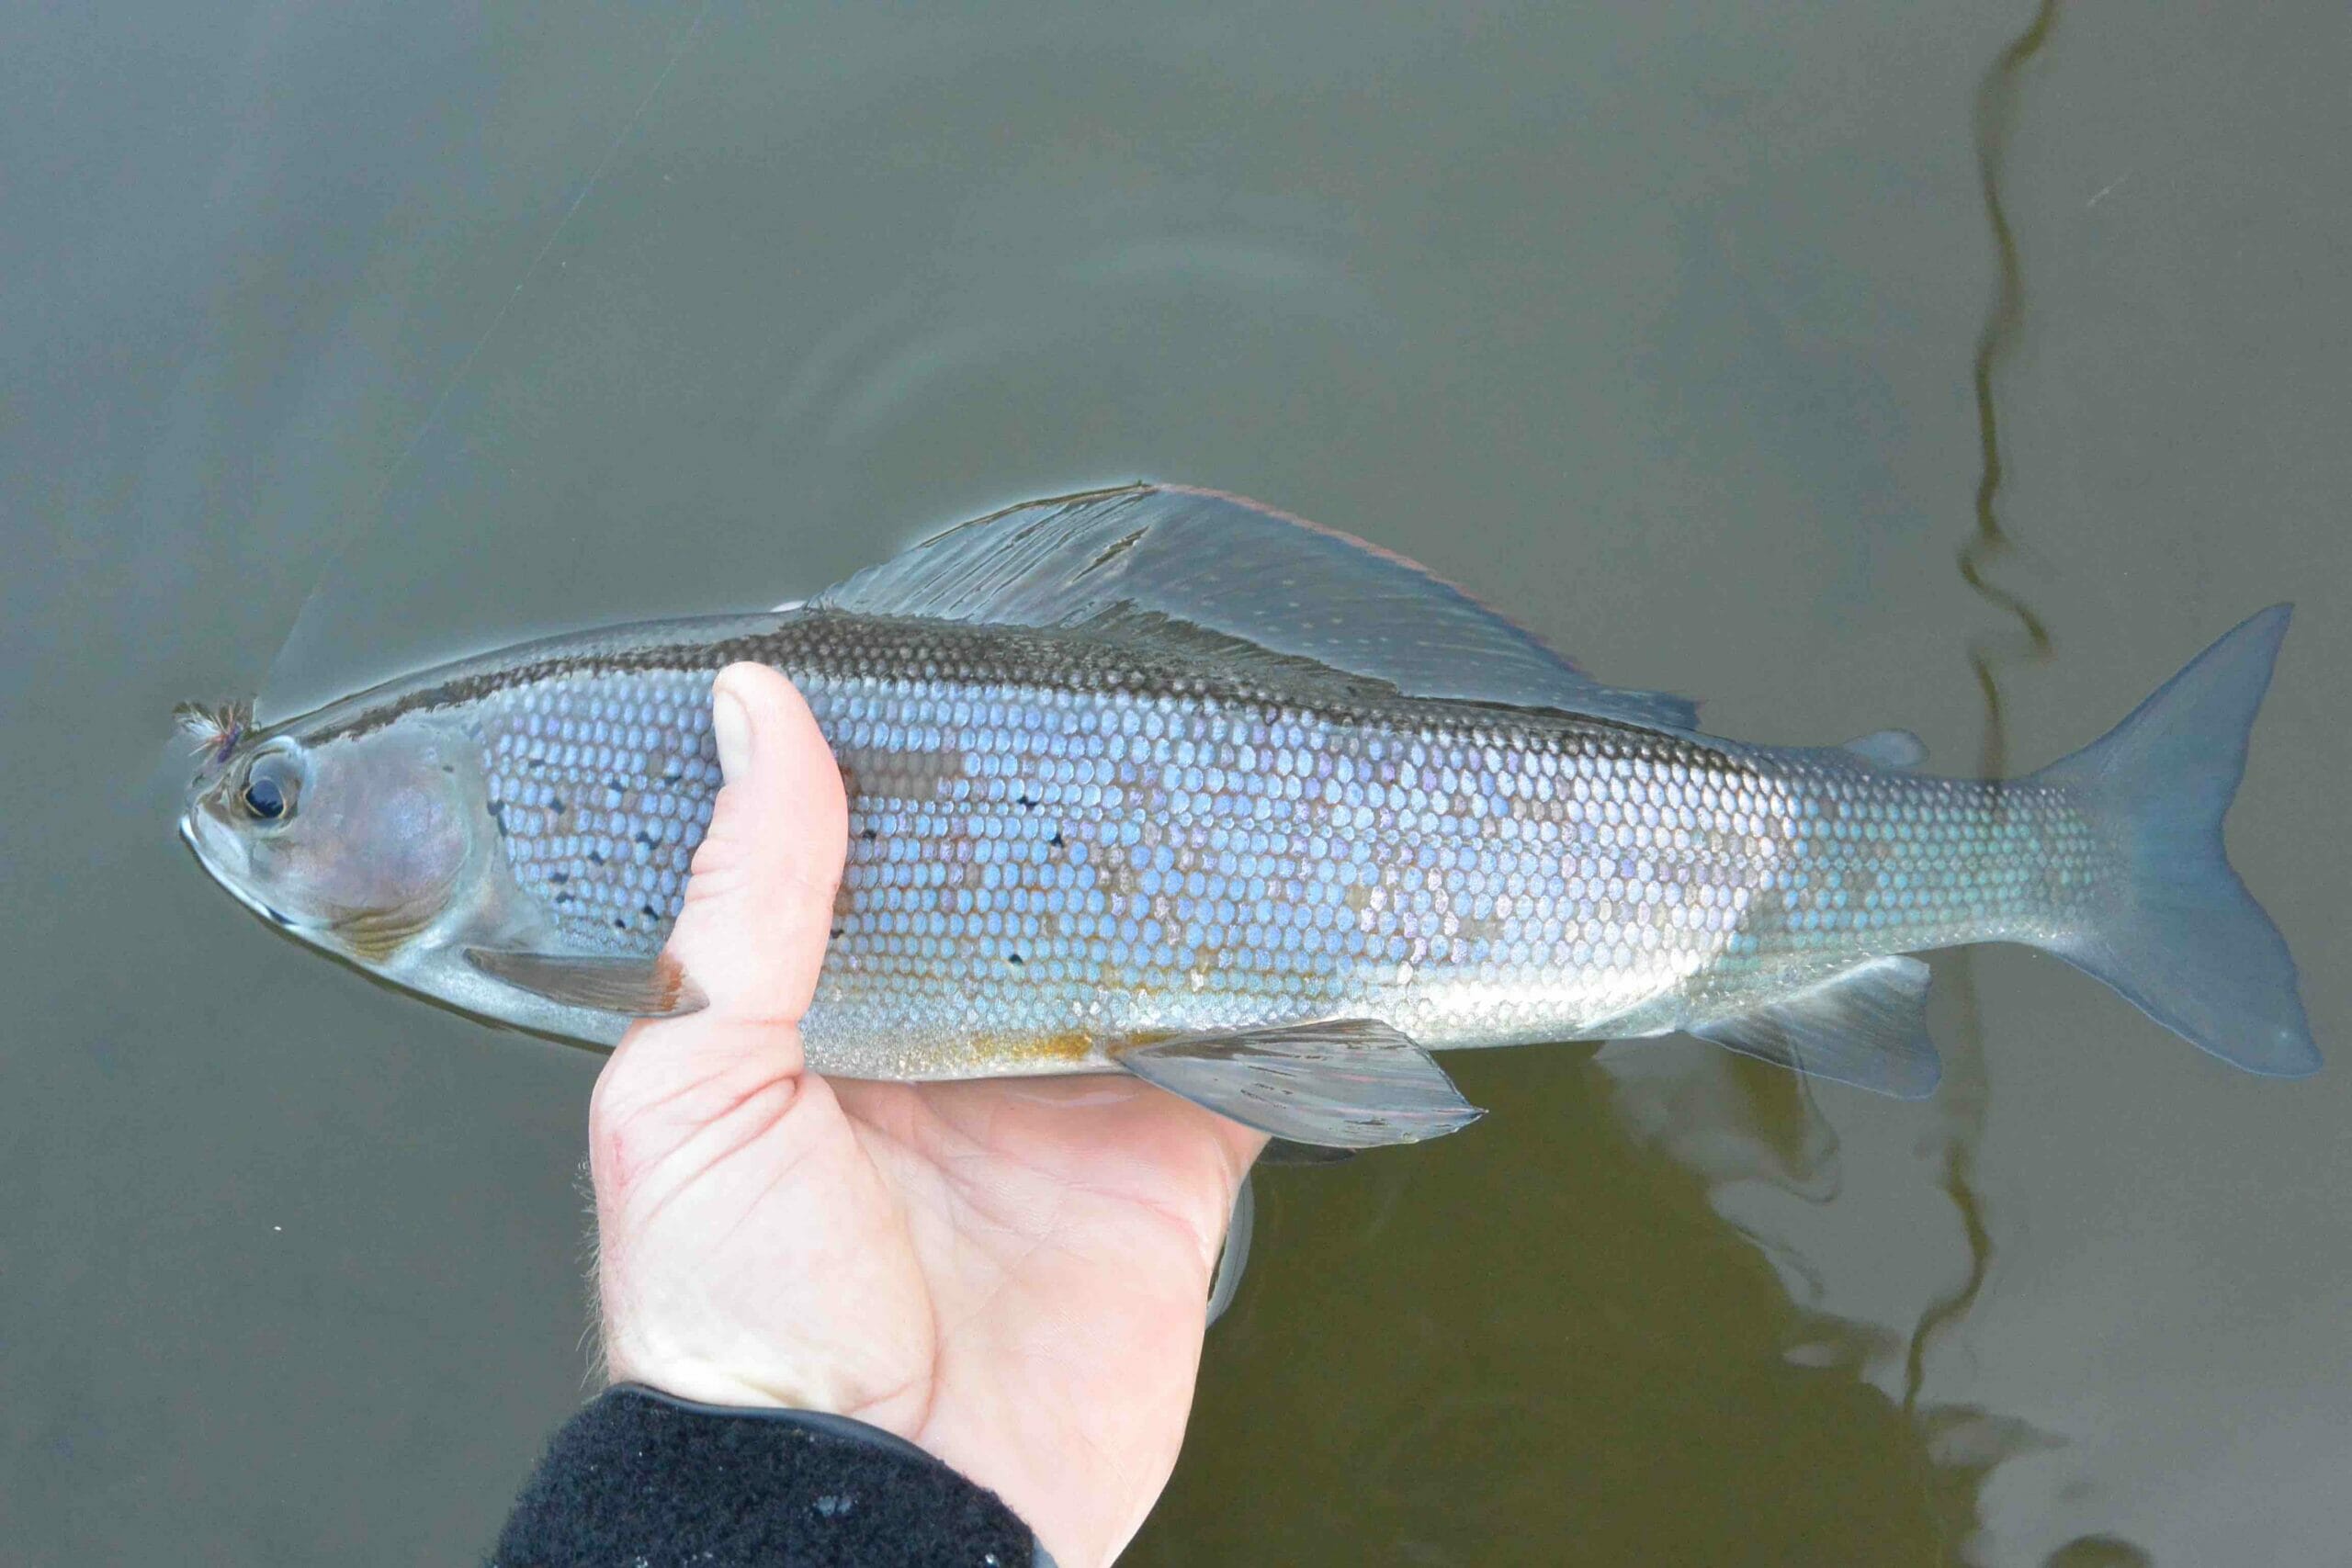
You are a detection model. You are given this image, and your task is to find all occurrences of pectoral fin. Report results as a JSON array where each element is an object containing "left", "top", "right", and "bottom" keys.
[
  {"left": 1688, "top": 955, "right": 1941, "bottom": 1100},
  {"left": 1114, "top": 1019, "right": 1485, "bottom": 1147},
  {"left": 462, "top": 948, "right": 707, "bottom": 1018}
]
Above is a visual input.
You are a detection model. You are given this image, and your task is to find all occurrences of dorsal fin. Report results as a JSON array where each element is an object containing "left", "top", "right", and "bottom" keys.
[{"left": 811, "top": 484, "right": 1698, "bottom": 730}]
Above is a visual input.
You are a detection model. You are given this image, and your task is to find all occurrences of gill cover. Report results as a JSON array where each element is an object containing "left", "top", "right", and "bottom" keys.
[{"left": 179, "top": 716, "right": 482, "bottom": 963}]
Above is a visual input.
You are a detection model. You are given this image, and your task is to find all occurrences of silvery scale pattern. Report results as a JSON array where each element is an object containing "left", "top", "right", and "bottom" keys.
[{"left": 471, "top": 612, "right": 2109, "bottom": 1082}]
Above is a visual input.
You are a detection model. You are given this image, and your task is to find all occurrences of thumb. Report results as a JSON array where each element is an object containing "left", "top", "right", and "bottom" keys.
[
  {"left": 667, "top": 663, "right": 847, "bottom": 1028},
  {"left": 604, "top": 663, "right": 847, "bottom": 1088}
]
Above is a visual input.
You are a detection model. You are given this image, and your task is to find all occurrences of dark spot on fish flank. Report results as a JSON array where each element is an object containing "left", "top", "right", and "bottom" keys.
[
  {"left": 1006, "top": 951, "right": 1023, "bottom": 965},
  {"left": 639, "top": 903, "right": 660, "bottom": 920},
  {"left": 549, "top": 796, "right": 566, "bottom": 813},
  {"left": 858, "top": 826, "right": 878, "bottom": 841},
  {"left": 588, "top": 850, "right": 605, "bottom": 865},
  {"left": 549, "top": 870, "right": 569, "bottom": 885},
  {"left": 1047, "top": 828, "right": 1065, "bottom": 849},
  {"left": 635, "top": 829, "right": 657, "bottom": 848},
  {"left": 612, "top": 918, "right": 628, "bottom": 931},
  {"left": 829, "top": 926, "right": 845, "bottom": 940}
]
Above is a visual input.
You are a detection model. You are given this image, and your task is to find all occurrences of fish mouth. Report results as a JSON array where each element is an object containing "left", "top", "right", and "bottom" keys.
[{"left": 177, "top": 813, "right": 294, "bottom": 929}]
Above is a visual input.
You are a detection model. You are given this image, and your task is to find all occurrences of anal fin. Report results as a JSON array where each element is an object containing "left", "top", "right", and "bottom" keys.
[
  {"left": 1687, "top": 955, "right": 1940, "bottom": 1100},
  {"left": 463, "top": 948, "right": 707, "bottom": 1018},
  {"left": 1114, "top": 1019, "right": 1485, "bottom": 1147}
]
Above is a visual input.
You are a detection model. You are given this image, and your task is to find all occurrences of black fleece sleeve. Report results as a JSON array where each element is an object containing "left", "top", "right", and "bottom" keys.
[{"left": 491, "top": 1385, "right": 1043, "bottom": 1568}]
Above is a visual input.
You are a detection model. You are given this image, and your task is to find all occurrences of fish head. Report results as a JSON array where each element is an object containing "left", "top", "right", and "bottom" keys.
[{"left": 176, "top": 698, "right": 491, "bottom": 964}]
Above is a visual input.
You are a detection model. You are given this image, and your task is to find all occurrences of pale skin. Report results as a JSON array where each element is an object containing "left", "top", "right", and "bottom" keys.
[{"left": 590, "top": 663, "right": 1265, "bottom": 1568}]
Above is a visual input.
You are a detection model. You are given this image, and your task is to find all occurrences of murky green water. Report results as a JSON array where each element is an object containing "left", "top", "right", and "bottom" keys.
[{"left": 7, "top": 3, "right": 2348, "bottom": 1562}]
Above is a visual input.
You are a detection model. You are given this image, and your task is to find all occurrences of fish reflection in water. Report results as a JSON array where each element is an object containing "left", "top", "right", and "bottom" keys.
[{"left": 177, "top": 482, "right": 2316, "bottom": 1150}]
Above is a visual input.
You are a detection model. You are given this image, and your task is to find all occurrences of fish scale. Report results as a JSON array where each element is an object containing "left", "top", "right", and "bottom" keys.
[{"left": 469, "top": 614, "right": 2111, "bottom": 1081}]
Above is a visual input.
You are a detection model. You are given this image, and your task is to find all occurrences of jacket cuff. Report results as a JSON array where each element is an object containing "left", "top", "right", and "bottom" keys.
[{"left": 492, "top": 1383, "right": 1043, "bottom": 1567}]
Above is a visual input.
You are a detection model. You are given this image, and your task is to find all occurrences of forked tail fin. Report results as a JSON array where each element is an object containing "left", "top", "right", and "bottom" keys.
[{"left": 2030, "top": 605, "right": 2318, "bottom": 1077}]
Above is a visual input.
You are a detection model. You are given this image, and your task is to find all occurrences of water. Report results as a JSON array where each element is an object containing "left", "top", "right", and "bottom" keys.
[{"left": 6, "top": 2, "right": 2347, "bottom": 1561}]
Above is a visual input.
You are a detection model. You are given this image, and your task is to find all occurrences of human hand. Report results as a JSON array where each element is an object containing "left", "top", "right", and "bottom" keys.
[{"left": 588, "top": 664, "right": 1264, "bottom": 1568}]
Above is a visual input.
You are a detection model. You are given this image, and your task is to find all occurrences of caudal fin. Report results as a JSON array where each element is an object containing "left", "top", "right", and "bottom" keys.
[{"left": 2031, "top": 605, "right": 2318, "bottom": 1077}]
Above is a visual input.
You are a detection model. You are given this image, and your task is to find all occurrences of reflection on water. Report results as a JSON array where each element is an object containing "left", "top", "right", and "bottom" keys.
[
  {"left": 1907, "top": 0, "right": 2063, "bottom": 1555},
  {"left": 1955, "top": 0, "right": 2061, "bottom": 724},
  {"left": 1594, "top": 5, "right": 2096, "bottom": 1563},
  {"left": 1147, "top": 1047, "right": 1978, "bottom": 1564},
  {"left": 1601, "top": 1037, "right": 1842, "bottom": 1205}
]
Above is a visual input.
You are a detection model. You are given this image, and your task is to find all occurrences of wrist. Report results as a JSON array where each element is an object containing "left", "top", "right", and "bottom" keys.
[{"left": 598, "top": 1304, "right": 936, "bottom": 1432}]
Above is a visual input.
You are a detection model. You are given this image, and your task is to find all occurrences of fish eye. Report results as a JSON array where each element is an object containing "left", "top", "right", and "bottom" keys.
[
  {"left": 243, "top": 776, "right": 286, "bottom": 819},
  {"left": 238, "top": 751, "right": 301, "bottom": 823}
]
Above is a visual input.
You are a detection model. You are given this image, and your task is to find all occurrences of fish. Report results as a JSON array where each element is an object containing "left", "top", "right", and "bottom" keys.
[{"left": 177, "top": 483, "right": 2320, "bottom": 1146}]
